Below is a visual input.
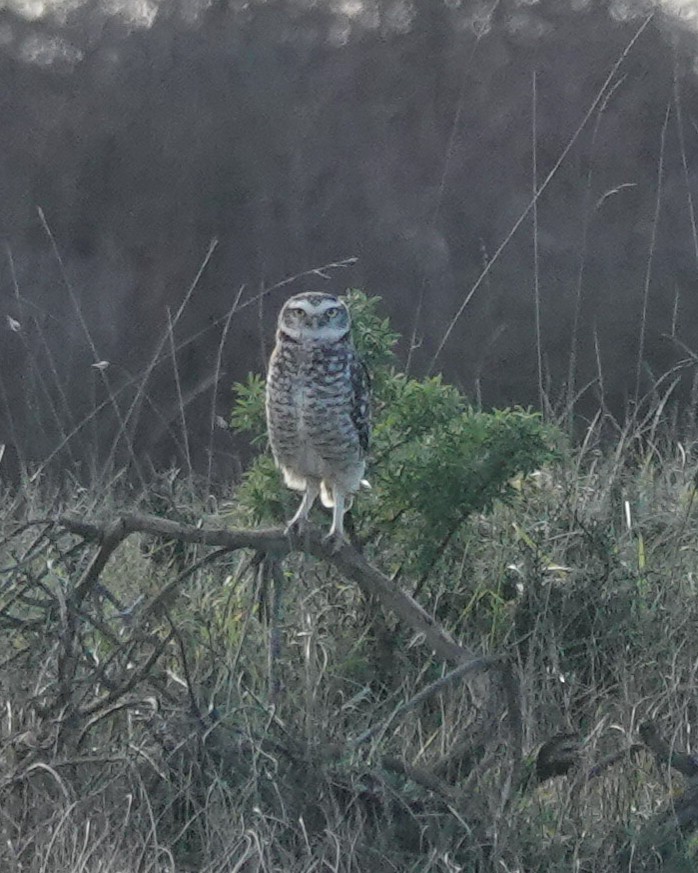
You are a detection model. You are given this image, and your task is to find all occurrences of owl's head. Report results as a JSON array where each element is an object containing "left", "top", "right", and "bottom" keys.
[{"left": 277, "top": 293, "right": 351, "bottom": 343}]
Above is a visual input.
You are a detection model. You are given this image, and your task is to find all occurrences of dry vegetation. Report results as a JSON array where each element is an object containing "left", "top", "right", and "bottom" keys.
[{"left": 2, "top": 414, "right": 698, "bottom": 872}]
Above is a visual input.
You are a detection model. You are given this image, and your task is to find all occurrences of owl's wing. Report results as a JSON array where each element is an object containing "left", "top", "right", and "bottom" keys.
[{"left": 350, "top": 353, "right": 371, "bottom": 455}]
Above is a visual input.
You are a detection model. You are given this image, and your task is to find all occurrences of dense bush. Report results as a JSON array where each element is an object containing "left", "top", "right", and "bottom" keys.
[{"left": 233, "top": 291, "right": 556, "bottom": 580}]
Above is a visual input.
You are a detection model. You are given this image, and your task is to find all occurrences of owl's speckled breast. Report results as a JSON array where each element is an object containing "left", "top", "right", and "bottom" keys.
[{"left": 266, "top": 337, "right": 365, "bottom": 484}]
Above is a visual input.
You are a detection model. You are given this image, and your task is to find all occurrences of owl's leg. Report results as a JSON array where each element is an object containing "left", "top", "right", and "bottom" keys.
[
  {"left": 324, "top": 488, "right": 347, "bottom": 552},
  {"left": 285, "top": 478, "right": 320, "bottom": 536}
]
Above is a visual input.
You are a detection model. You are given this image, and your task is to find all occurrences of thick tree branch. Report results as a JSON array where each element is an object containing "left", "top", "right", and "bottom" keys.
[{"left": 57, "top": 512, "right": 474, "bottom": 665}]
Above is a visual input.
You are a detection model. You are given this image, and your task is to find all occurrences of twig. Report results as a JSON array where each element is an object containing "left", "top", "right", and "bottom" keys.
[
  {"left": 634, "top": 99, "right": 671, "bottom": 407},
  {"left": 72, "top": 519, "right": 133, "bottom": 606},
  {"left": 495, "top": 661, "right": 523, "bottom": 830},
  {"left": 77, "top": 699, "right": 158, "bottom": 749},
  {"left": 102, "top": 238, "right": 218, "bottom": 478},
  {"left": 165, "top": 609, "right": 202, "bottom": 721},
  {"left": 80, "top": 630, "right": 175, "bottom": 717},
  {"left": 381, "top": 755, "right": 461, "bottom": 804},
  {"left": 351, "top": 655, "right": 498, "bottom": 748},
  {"left": 166, "top": 307, "right": 193, "bottom": 482},
  {"left": 428, "top": 12, "right": 654, "bottom": 373},
  {"left": 583, "top": 743, "right": 644, "bottom": 781},
  {"left": 1, "top": 760, "right": 72, "bottom": 800},
  {"left": 268, "top": 557, "right": 285, "bottom": 703},
  {"left": 206, "top": 285, "right": 245, "bottom": 494},
  {"left": 142, "top": 547, "right": 232, "bottom": 620},
  {"left": 640, "top": 720, "right": 698, "bottom": 778},
  {"left": 37, "top": 207, "right": 149, "bottom": 490}
]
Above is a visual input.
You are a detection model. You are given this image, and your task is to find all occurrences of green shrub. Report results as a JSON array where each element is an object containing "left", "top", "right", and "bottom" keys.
[{"left": 232, "top": 290, "right": 557, "bottom": 578}]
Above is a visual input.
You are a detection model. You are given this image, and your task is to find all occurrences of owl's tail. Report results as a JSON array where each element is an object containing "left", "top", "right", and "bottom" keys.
[{"left": 320, "top": 479, "right": 371, "bottom": 508}]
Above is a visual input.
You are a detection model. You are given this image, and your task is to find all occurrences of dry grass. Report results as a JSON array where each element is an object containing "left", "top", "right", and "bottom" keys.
[{"left": 1, "top": 425, "right": 698, "bottom": 872}]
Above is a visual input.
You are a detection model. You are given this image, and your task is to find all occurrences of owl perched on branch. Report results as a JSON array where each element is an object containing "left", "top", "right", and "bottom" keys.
[{"left": 265, "top": 292, "right": 371, "bottom": 548}]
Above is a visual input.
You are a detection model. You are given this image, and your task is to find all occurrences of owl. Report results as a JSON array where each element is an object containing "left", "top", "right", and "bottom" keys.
[{"left": 265, "top": 292, "right": 370, "bottom": 547}]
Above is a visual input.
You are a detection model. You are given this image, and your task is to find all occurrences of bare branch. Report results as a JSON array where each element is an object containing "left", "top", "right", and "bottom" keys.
[
  {"left": 351, "top": 655, "right": 498, "bottom": 748},
  {"left": 80, "top": 630, "right": 175, "bottom": 718},
  {"left": 72, "top": 519, "right": 134, "bottom": 606},
  {"left": 57, "top": 513, "right": 474, "bottom": 665},
  {"left": 381, "top": 755, "right": 461, "bottom": 804},
  {"left": 640, "top": 720, "right": 698, "bottom": 778}
]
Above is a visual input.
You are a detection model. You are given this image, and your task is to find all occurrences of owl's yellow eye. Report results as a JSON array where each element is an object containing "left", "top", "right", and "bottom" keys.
[{"left": 326, "top": 307, "right": 339, "bottom": 318}]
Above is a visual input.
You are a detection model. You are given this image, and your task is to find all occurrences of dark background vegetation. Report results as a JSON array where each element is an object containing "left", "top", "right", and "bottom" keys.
[{"left": 2, "top": 0, "right": 698, "bottom": 479}]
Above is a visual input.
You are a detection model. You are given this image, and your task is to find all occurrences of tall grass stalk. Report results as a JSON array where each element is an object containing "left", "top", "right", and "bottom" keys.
[
  {"left": 634, "top": 100, "right": 671, "bottom": 408},
  {"left": 428, "top": 12, "right": 655, "bottom": 376}
]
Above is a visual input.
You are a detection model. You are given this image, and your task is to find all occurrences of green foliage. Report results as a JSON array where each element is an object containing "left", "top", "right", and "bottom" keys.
[
  {"left": 341, "top": 289, "right": 400, "bottom": 386},
  {"left": 232, "top": 290, "right": 557, "bottom": 572},
  {"left": 373, "top": 395, "right": 555, "bottom": 572},
  {"left": 233, "top": 452, "right": 289, "bottom": 524},
  {"left": 230, "top": 372, "right": 266, "bottom": 444}
]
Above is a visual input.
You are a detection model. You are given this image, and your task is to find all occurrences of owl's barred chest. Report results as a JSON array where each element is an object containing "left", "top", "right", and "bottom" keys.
[{"left": 267, "top": 342, "right": 355, "bottom": 438}]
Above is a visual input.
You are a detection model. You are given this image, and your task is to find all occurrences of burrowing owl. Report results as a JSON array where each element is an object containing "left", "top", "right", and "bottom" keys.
[{"left": 265, "top": 292, "right": 370, "bottom": 547}]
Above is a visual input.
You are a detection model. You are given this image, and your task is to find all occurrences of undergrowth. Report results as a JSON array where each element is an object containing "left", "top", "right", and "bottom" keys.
[{"left": 1, "top": 295, "right": 698, "bottom": 871}]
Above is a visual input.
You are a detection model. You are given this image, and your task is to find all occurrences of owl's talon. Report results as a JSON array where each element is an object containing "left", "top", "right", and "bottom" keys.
[
  {"left": 284, "top": 518, "right": 306, "bottom": 538},
  {"left": 323, "top": 530, "right": 347, "bottom": 553}
]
